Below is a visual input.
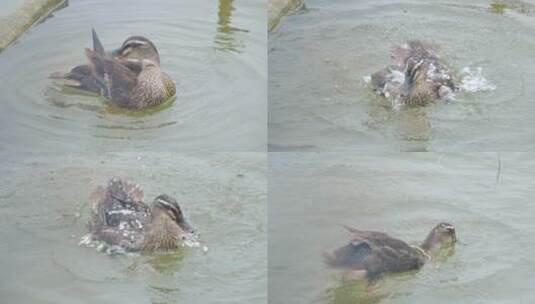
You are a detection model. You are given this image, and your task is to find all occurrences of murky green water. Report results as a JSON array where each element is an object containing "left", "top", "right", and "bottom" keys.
[
  {"left": 0, "top": 152, "right": 266, "bottom": 303},
  {"left": 0, "top": 0, "right": 266, "bottom": 152},
  {"left": 269, "top": 153, "right": 535, "bottom": 303},
  {"left": 269, "top": 0, "right": 535, "bottom": 151}
]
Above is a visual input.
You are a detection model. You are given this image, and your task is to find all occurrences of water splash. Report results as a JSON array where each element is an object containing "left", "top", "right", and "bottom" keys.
[
  {"left": 459, "top": 67, "right": 496, "bottom": 93},
  {"left": 79, "top": 234, "right": 125, "bottom": 255},
  {"left": 79, "top": 233, "right": 208, "bottom": 254},
  {"left": 182, "top": 233, "right": 209, "bottom": 253}
]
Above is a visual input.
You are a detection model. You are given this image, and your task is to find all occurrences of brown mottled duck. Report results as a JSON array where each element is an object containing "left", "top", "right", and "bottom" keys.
[
  {"left": 50, "top": 29, "right": 175, "bottom": 109},
  {"left": 324, "top": 223, "right": 456, "bottom": 281},
  {"left": 88, "top": 177, "right": 196, "bottom": 252},
  {"left": 371, "top": 41, "right": 456, "bottom": 108}
]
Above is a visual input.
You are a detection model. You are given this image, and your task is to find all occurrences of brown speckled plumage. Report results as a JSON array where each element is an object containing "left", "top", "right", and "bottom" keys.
[
  {"left": 89, "top": 178, "right": 195, "bottom": 252},
  {"left": 370, "top": 41, "right": 456, "bottom": 108},
  {"left": 51, "top": 29, "right": 176, "bottom": 109}
]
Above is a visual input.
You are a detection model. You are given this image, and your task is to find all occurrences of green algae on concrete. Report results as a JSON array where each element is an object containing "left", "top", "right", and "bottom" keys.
[
  {"left": 489, "top": 0, "right": 535, "bottom": 15},
  {"left": 268, "top": 0, "right": 304, "bottom": 31},
  {"left": 0, "top": 0, "right": 66, "bottom": 51}
]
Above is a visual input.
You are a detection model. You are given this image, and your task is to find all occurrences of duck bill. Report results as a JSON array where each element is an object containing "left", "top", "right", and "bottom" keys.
[{"left": 179, "top": 219, "right": 196, "bottom": 236}]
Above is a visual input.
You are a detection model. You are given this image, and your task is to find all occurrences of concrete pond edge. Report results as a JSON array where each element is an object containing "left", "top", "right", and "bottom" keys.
[
  {"left": 0, "top": 0, "right": 67, "bottom": 51},
  {"left": 268, "top": 0, "right": 305, "bottom": 32}
]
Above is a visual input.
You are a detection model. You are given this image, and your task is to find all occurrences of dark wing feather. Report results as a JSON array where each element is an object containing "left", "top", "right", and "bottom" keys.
[
  {"left": 53, "top": 64, "right": 106, "bottom": 93},
  {"left": 92, "top": 28, "right": 105, "bottom": 56},
  {"left": 342, "top": 225, "right": 392, "bottom": 241},
  {"left": 361, "top": 232, "right": 426, "bottom": 277},
  {"left": 329, "top": 226, "right": 426, "bottom": 279},
  {"left": 324, "top": 240, "right": 373, "bottom": 269},
  {"left": 105, "top": 178, "right": 144, "bottom": 204},
  {"left": 90, "top": 178, "right": 149, "bottom": 229},
  {"left": 85, "top": 48, "right": 138, "bottom": 105}
]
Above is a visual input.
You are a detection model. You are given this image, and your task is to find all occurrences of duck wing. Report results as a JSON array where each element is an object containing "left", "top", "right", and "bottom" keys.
[
  {"left": 50, "top": 29, "right": 141, "bottom": 95},
  {"left": 328, "top": 226, "right": 426, "bottom": 279},
  {"left": 49, "top": 30, "right": 108, "bottom": 92},
  {"left": 358, "top": 231, "right": 426, "bottom": 278},
  {"left": 88, "top": 179, "right": 150, "bottom": 251},
  {"left": 370, "top": 65, "right": 405, "bottom": 98},
  {"left": 50, "top": 64, "right": 104, "bottom": 93},
  {"left": 91, "top": 28, "right": 105, "bottom": 56},
  {"left": 391, "top": 40, "right": 437, "bottom": 68},
  {"left": 324, "top": 239, "right": 373, "bottom": 269},
  {"left": 85, "top": 48, "right": 138, "bottom": 106},
  {"left": 90, "top": 178, "right": 150, "bottom": 233},
  {"left": 341, "top": 224, "right": 392, "bottom": 240}
]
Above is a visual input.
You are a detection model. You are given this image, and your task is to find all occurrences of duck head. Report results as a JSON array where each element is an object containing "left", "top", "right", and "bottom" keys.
[
  {"left": 152, "top": 194, "right": 195, "bottom": 235},
  {"left": 112, "top": 36, "right": 160, "bottom": 65},
  {"left": 399, "top": 58, "right": 436, "bottom": 106},
  {"left": 420, "top": 222, "right": 457, "bottom": 256}
]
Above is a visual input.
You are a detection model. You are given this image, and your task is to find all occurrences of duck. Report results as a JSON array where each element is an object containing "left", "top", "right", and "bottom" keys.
[
  {"left": 324, "top": 222, "right": 456, "bottom": 281},
  {"left": 370, "top": 41, "right": 456, "bottom": 108},
  {"left": 50, "top": 29, "right": 175, "bottom": 109},
  {"left": 88, "top": 177, "right": 196, "bottom": 252}
]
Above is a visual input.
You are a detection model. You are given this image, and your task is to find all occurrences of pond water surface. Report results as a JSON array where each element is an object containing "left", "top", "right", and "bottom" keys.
[
  {"left": 269, "top": 0, "right": 535, "bottom": 151},
  {"left": 269, "top": 153, "right": 535, "bottom": 303}
]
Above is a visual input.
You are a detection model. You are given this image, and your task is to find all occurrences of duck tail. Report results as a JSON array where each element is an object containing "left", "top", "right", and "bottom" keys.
[
  {"left": 85, "top": 48, "right": 103, "bottom": 67},
  {"left": 338, "top": 223, "right": 361, "bottom": 234},
  {"left": 105, "top": 177, "right": 144, "bottom": 203},
  {"left": 322, "top": 251, "right": 336, "bottom": 267},
  {"left": 92, "top": 28, "right": 105, "bottom": 55},
  {"left": 49, "top": 71, "right": 82, "bottom": 87},
  {"left": 49, "top": 64, "right": 105, "bottom": 94}
]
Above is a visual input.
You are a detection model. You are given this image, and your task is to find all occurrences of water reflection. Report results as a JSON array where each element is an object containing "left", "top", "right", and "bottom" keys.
[
  {"left": 37, "top": 0, "right": 70, "bottom": 26},
  {"left": 214, "top": 0, "right": 249, "bottom": 53},
  {"left": 0, "top": 0, "right": 69, "bottom": 52},
  {"left": 327, "top": 278, "right": 383, "bottom": 304},
  {"left": 489, "top": 0, "right": 535, "bottom": 15},
  {"left": 366, "top": 101, "right": 431, "bottom": 152},
  {"left": 125, "top": 251, "right": 187, "bottom": 275}
]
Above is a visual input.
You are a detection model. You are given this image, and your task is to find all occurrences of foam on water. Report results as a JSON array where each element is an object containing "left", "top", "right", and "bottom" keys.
[
  {"left": 363, "top": 65, "right": 493, "bottom": 111},
  {"left": 459, "top": 67, "right": 496, "bottom": 93},
  {"left": 79, "top": 233, "right": 208, "bottom": 254},
  {"left": 79, "top": 234, "right": 124, "bottom": 255}
]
